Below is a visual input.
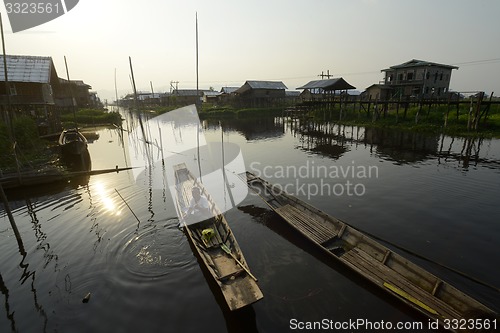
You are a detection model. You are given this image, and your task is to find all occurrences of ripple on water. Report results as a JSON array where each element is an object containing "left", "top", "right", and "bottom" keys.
[{"left": 112, "top": 217, "right": 195, "bottom": 280}]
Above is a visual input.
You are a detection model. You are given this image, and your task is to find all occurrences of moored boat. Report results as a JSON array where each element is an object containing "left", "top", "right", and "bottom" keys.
[
  {"left": 58, "top": 128, "right": 88, "bottom": 157},
  {"left": 244, "top": 172, "right": 498, "bottom": 331},
  {"left": 173, "top": 163, "right": 263, "bottom": 311}
]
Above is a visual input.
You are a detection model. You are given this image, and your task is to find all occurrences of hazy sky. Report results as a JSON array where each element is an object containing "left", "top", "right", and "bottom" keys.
[{"left": 3, "top": 0, "right": 500, "bottom": 102}]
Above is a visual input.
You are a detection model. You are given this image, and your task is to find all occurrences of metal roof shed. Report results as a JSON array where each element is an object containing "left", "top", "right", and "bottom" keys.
[
  {"left": 297, "top": 78, "right": 356, "bottom": 91},
  {"left": 0, "top": 55, "right": 58, "bottom": 84},
  {"left": 235, "top": 81, "right": 287, "bottom": 94}
]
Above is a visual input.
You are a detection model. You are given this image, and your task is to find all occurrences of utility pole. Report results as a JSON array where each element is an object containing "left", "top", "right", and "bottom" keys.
[
  {"left": 318, "top": 70, "right": 332, "bottom": 79},
  {"left": 170, "top": 80, "right": 179, "bottom": 94},
  {"left": 150, "top": 81, "right": 155, "bottom": 99}
]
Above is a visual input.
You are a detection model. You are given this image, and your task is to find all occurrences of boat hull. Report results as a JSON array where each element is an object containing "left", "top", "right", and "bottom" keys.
[
  {"left": 245, "top": 172, "right": 497, "bottom": 331},
  {"left": 58, "top": 128, "right": 88, "bottom": 156},
  {"left": 174, "top": 164, "right": 263, "bottom": 311}
]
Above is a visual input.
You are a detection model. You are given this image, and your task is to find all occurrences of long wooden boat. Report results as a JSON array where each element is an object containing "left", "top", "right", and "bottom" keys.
[
  {"left": 245, "top": 172, "right": 498, "bottom": 331},
  {"left": 58, "top": 128, "right": 88, "bottom": 156},
  {"left": 173, "top": 164, "right": 263, "bottom": 311}
]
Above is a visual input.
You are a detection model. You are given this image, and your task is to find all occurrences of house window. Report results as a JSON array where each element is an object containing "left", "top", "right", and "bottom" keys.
[
  {"left": 407, "top": 72, "right": 414, "bottom": 81},
  {"left": 440, "top": 73, "right": 443, "bottom": 81},
  {"left": 398, "top": 73, "right": 403, "bottom": 81},
  {"left": 426, "top": 72, "right": 430, "bottom": 80},
  {"left": 434, "top": 72, "right": 438, "bottom": 83}
]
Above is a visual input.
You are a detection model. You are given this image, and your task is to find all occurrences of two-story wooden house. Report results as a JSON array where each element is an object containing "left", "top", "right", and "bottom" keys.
[{"left": 381, "top": 59, "right": 458, "bottom": 99}]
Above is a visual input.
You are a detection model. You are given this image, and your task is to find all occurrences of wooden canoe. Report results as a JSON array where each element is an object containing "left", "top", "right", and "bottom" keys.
[
  {"left": 173, "top": 163, "right": 263, "bottom": 311},
  {"left": 244, "top": 172, "right": 498, "bottom": 331},
  {"left": 58, "top": 128, "right": 88, "bottom": 156}
]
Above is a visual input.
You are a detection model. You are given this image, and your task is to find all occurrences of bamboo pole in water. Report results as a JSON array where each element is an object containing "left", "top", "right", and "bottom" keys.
[
  {"left": 129, "top": 56, "right": 148, "bottom": 145},
  {"left": 0, "top": 13, "right": 12, "bottom": 137},
  {"left": 114, "top": 68, "right": 119, "bottom": 109},
  {"left": 64, "top": 56, "right": 77, "bottom": 128},
  {"left": 195, "top": 12, "right": 199, "bottom": 108},
  {"left": 0, "top": 183, "right": 26, "bottom": 255}
]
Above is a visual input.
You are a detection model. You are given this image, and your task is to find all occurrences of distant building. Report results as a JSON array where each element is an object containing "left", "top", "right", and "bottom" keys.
[
  {"left": 234, "top": 80, "right": 287, "bottom": 107},
  {"left": 57, "top": 78, "right": 93, "bottom": 107},
  {"left": 363, "top": 84, "right": 394, "bottom": 100},
  {"left": 381, "top": 59, "right": 458, "bottom": 99},
  {"left": 297, "top": 78, "right": 356, "bottom": 101},
  {"left": 220, "top": 87, "right": 239, "bottom": 95},
  {"left": 219, "top": 86, "right": 239, "bottom": 104},
  {"left": 202, "top": 90, "right": 220, "bottom": 103},
  {"left": 171, "top": 89, "right": 202, "bottom": 106}
]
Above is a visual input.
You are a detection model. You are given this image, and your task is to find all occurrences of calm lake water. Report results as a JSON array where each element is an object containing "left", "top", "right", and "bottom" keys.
[{"left": 1, "top": 108, "right": 499, "bottom": 333}]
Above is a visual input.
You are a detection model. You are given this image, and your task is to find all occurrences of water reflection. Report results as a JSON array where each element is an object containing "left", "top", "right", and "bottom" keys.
[
  {"left": 92, "top": 181, "right": 121, "bottom": 216},
  {"left": 209, "top": 116, "right": 500, "bottom": 172},
  {"left": 363, "top": 127, "right": 440, "bottom": 164},
  {"left": 2, "top": 109, "right": 499, "bottom": 332},
  {"left": 203, "top": 117, "right": 285, "bottom": 141}
]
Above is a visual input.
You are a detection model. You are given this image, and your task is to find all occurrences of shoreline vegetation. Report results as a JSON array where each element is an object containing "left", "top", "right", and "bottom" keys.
[
  {"left": 1, "top": 102, "right": 499, "bottom": 174},
  {"left": 0, "top": 108, "right": 121, "bottom": 173},
  {"left": 148, "top": 101, "right": 500, "bottom": 138}
]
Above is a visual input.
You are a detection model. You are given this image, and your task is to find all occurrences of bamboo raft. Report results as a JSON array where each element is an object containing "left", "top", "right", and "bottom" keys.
[
  {"left": 173, "top": 164, "right": 263, "bottom": 311},
  {"left": 245, "top": 172, "right": 497, "bottom": 331}
]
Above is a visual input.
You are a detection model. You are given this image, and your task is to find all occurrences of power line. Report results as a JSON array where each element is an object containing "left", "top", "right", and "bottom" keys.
[
  {"left": 451, "top": 57, "right": 500, "bottom": 66},
  {"left": 154, "top": 57, "right": 500, "bottom": 88}
]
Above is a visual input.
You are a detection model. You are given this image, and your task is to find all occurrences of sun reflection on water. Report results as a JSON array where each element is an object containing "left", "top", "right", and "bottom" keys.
[{"left": 93, "top": 181, "right": 121, "bottom": 216}]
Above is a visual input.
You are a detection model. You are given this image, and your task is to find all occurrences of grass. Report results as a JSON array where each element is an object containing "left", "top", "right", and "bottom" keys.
[
  {"left": 0, "top": 116, "right": 58, "bottom": 172},
  {"left": 144, "top": 102, "right": 500, "bottom": 138},
  {"left": 197, "top": 105, "right": 287, "bottom": 118},
  {"left": 146, "top": 103, "right": 288, "bottom": 118},
  {"left": 60, "top": 108, "right": 122, "bottom": 127},
  {"left": 309, "top": 102, "right": 500, "bottom": 138}
]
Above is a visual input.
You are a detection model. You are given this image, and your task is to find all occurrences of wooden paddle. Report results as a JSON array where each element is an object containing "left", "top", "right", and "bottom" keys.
[{"left": 220, "top": 244, "right": 258, "bottom": 282}]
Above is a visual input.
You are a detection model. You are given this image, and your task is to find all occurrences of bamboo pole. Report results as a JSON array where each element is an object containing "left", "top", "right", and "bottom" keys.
[
  {"left": 0, "top": 182, "right": 26, "bottom": 255},
  {"left": 195, "top": 12, "right": 200, "bottom": 109},
  {"left": 114, "top": 68, "right": 119, "bottom": 109},
  {"left": 64, "top": 56, "right": 77, "bottom": 128},
  {"left": 0, "top": 13, "right": 13, "bottom": 139}
]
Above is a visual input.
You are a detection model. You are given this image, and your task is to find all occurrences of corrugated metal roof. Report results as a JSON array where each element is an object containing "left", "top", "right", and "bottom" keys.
[
  {"left": 297, "top": 78, "right": 356, "bottom": 90},
  {"left": 173, "top": 89, "right": 212, "bottom": 96},
  {"left": 220, "top": 87, "right": 239, "bottom": 94},
  {"left": 0, "top": 55, "right": 54, "bottom": 83},
  {"left": 235, "top": 80, "right": 287, "bottom": 94},
  {"left": 286, "top": 91, "right": 301, "bottom": 97},
  {"left": 203, "top": 91, "right": 220, "bottom": 96},
  {"left": 246, "top": 80, "right": 287, "bottom": 90},
  {"left": 382, "top": 59, "right": 459, "bottom": 71},
  {"left": 59, "top": 78, "right": 92, "bottom": 89}
]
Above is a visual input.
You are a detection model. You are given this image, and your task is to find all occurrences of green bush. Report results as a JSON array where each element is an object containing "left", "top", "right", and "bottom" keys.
[
  {"left": 60, "top": 108, "right": 122, "bottom": 125},
  {"left": 0, "top": 117, "right": 47, "bottom": 170},
  {"left": 0, "top": 121, "right": 13, "bottom": 167},
  {"left": 13, "top": 115, "right": 39, "bottom": 149}
]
